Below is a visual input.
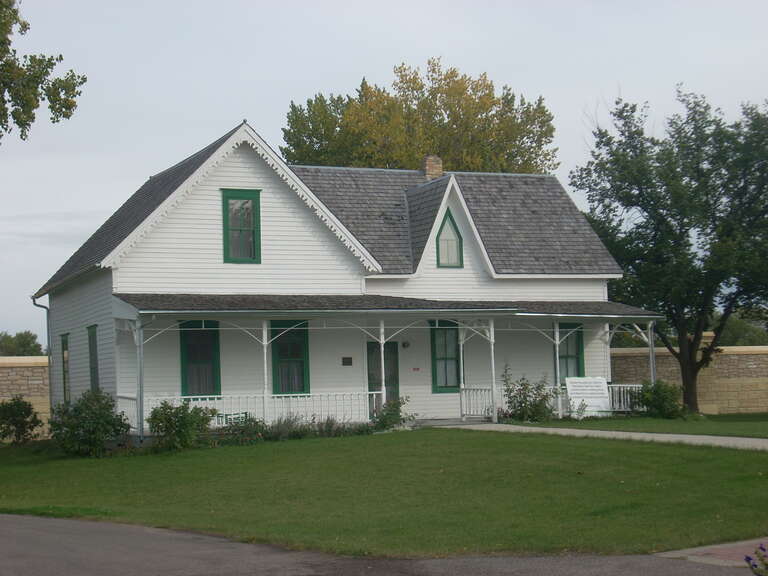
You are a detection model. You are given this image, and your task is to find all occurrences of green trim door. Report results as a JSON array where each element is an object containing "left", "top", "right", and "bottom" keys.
[
  {"left": 557, "top": 323, "right": 585, "bottom": 383},
  {"left": 180, "top": 320, "right": 221, "bottom": 396},
  {"left": 271, "top": 320, "right": 310, "bottom": 394},
  {"left": 367, "top": 341, "right": 399, "bottom": 404}
]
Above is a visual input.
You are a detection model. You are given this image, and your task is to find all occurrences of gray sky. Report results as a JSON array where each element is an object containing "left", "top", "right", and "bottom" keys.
[{"left": 2, "top": 0, "right": 767, "bottom": 341}]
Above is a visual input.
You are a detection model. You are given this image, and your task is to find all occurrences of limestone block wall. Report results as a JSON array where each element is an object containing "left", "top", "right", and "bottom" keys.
[
  {"left": 611, "top": 346, "right": 768, "bottom": 414},
  {"left": 0, "top": 356, "right": 50, "bottom": 426}
]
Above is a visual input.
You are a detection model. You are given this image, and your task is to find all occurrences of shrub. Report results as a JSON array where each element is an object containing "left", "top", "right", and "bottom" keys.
[
  {"left": 49, "top": 390, "right": 130, "bottom": 457},
  {"left": 371, "top": 396, "right": 411, "bottom": 431},
  {"left": 0, "top": 396, "right": 42, "bottom": 444},
  {"left": 263, "top": 414, "right": 315, "bottom": 441},
  {"left": 147, "top": 401, "right": 215, "bottom": 451},
  {"left": 219, "top": 415, "right": 267, "bottom": 445},
  {"left": 638, "top": 380, "right": 683, "bottom": 419},
  {"left": 499, "top": 367, "right": 556, "bottom": 422},
  {"left": 315, "top": 416, "right": 373, "bottom": 437}
]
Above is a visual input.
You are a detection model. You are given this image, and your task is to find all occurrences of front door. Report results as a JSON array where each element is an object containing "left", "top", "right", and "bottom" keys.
[{"left": 367, "top": 341, "right": 399, "bottom": 404}]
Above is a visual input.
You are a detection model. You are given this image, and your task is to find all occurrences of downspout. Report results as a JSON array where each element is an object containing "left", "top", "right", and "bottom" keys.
[{"left": 31, "top": 296, "right": 54, "bottom": 414}]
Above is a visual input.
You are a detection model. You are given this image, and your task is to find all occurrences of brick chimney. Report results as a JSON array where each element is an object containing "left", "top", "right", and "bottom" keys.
[{"left": 421, "top": 155, "right": 443, "bottom": 181}]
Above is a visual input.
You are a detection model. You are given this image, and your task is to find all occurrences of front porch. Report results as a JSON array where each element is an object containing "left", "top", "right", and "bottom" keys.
[{"left": 112, "top": 294, "right": 660, "bottom": 437}]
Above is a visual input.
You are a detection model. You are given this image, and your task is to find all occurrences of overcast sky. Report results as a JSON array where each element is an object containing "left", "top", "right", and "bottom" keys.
[{"left": 2, "top": 0, "right": 767, "bottom": 341}]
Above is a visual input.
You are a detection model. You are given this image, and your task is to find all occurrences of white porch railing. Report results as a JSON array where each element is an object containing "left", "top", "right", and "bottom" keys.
[
  {"left": 461, "top": 387, "right": 493, "bottom": 417},
  {"left": 145, "top": 394, "right": 266, "bottom": 428},
  {"left": 116, "top": 394, "right": 138, "bottom": 431},
  {"left": 608, "top": 384, "right": 643, "bottom": 412}
]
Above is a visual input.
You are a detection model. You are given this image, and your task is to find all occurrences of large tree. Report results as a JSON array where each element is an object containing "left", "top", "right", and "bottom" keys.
[
  {"left": 0, "top": 330, "right": 43, "bottom": 356},
  {"left": 0, "top": 0, "right": 86, "bottom": 142},
  {"left": 571, "top": 90, "right": 768, "bottom": 411},
  {"left": 281, "top": 58, "right": 558, "bottom": 173}
]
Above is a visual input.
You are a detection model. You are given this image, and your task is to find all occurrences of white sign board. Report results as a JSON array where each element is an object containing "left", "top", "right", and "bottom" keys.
[{"left": 565, "top": 377, "right": 611, "bottom": 418}]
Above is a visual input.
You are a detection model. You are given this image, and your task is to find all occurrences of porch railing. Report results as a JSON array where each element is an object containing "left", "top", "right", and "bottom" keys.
[
  {"left": 608, "top": 384, "right": 643, "bottom": 412},
  {"left": 460, "top": 387, "right": 493, "bottom": 417},
  {"left": 116, "top": 394, "right": 138, "bottom": 431}
]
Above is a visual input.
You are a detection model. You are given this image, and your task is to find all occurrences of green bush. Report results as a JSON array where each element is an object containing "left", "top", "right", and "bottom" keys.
[
  {"left": 49, "top": 390, "right": 130, "bottom": 457},
  {"left": 0, "top": 396, "right": 42, "bottom": 444},
  {"left": 638, "top": 380, "right": 683, "bottom": 419},
  {"left": 219, "top": 415, "right": 267, "bottom": 445},
  {"left": 499, "top": 367, "right": 556, "bottom": 422},
  {"left": 263, "top": 414, "right": 314, "bottom": 441},
  {"left": 371, "top": 396, "right": 411, "bottom": 431},
  {"left": 315, "top": 416, "right": 372, "bottom": 437},
  {"left": 147, "top": 402, "right": 215, "bottom": 451},
  {"left": 217, "top": 414, "right": 373, "bottom": 444}
]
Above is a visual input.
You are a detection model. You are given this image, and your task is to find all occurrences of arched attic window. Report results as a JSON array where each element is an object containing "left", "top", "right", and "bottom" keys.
[{"left": 436, "top": 209, "right": 463, "bottom": 268}]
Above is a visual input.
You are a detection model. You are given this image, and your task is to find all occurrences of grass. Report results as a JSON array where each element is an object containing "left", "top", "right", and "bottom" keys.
[
  {"left": 520, "top": 413, "right": 768, "bottom": 438},
  {"left": 1, "top": 428, "right": 768, "bottom": 556}
]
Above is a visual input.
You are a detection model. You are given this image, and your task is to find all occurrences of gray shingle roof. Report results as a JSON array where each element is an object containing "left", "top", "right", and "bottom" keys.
[
  {"left": 37, "top": 124, "right": 621, "bottom": 296},
  {"left": 114, "top": 293, "right": 659, "bottom": 318}
]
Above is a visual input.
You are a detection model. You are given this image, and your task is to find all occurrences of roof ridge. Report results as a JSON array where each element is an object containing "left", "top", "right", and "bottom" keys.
[
  {"left": 449, "top": 170, "right": 554, "bottom": 178},
  {"left": 149, "top": 123, "right": 242, "bottom": 179},
  {"left": 288, "top": 164, "right": 420, "bottom": 174}
]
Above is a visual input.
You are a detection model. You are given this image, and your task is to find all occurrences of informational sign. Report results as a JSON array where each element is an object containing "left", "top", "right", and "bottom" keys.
[{"left": 564, "top": 377, "right": 611, "bottom": 418}]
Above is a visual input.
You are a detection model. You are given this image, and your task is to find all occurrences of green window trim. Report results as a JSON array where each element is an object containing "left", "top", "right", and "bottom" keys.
[
  {"left": 557, "top": 323, "right": 585, "bottom": 383},
  {"left": 222, "top": 188, "right": 261, "bottom": 264},
  {"left": 180, "top": 320, "right": 222, "bottom": 396},
  {"left": 430, "top": 320, "right": 461, "bottom": 393},
  {"left": 271, "top": 320, "right": 310, "bottom": 395},
  {"left": 87, "top": 324, "right": 99, "bottom": 391},
  {"left": 436, "top": 208, "right": 463, "bottom": 268},
  {"left": 60, "top": 333, "right": 70, "bottom": 403}
]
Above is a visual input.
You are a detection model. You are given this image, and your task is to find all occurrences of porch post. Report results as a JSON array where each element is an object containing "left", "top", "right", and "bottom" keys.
[
  {"left": 262, "top": 319, "right": 269, "bottom": 422},
  {"left": 553, "top": 321, "right": 563, "bottom": 418},
  {"left": 459, "top": 326, "right": 466, "bottom": 421},
  {"left": 379, "top": 320, "right": 386, "bottom": 410},
  {"left": 489, "top": 318, "right": 497, "bottom": 423},
  {"left": 647, "top": 320, "right": 657, "bottom": 384},
  {"left": 136, "top": 320, "right": 145, "bottom": 442}
]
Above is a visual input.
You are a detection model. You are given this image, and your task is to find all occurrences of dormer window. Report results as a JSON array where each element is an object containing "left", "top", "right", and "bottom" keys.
[
  {"left": 437, "top": 209, "right": 463, "bottom": 268},
  {"left": 222, "top": 189, "right": 261, "bottom": 263}
]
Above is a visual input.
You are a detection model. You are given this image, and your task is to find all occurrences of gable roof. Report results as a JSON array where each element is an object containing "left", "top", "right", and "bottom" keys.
[{"left": 36, "top": 124, "right": 621, "bottom": 296}]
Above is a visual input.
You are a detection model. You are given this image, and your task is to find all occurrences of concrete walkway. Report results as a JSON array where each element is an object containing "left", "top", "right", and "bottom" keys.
[
  {"left": 445, "top": 423, "right": 768, "bottom": 451},
  {"left": 0, "top": 514, "right": 748, "bottom": 576}
]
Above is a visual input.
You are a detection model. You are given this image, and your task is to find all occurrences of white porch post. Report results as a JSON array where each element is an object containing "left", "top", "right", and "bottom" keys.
[
  {"left": 379, "top": 319, "right": 386, "bottom": 410},
  {"left": 136, "top": 320, "right": 145, "bottom": 442},
  {"left": 554, "top": 321, "right": 563, "bottom": 418},
  {"left": 459, "top": 326, "right": 466, "bottom": 421},
  {"left": 489, "top": 318, "right": 497, "bottom": 423},
  {"left": 262, "top": 319, "right": 269, "bottom": 422},
  {"left": 647, "top": 320, "right": 657, "bottom": 384}
]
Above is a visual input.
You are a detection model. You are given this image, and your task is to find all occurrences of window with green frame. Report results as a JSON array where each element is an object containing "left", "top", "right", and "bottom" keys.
[
  {"left": 222, "top": 188, "right": 261, "bottom": 263},
  {"left": 436, "top": 209, "right": 463, "bottom": 268},
  {"left": 430, "top": 320, "right": 461, "bottom": 393},
  {"left": 558, "top": 323, "right": 585, "bottom": 383},
  {"left": 271, "top": 320, "right": 309, "bottom": 395},
  {"left": 60, "top": 333, "right": 70, "bottom": 403},
  {"left": 87, "top": 325, "right": 99, "bottom": 391},
  {"left": 180, "top": 320, "right": 221, "bottom": 396}
]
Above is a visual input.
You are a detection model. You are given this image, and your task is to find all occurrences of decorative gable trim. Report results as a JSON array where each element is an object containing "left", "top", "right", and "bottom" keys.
[{"left": 100, "top": 123, "right": 382, "bottom": 273}]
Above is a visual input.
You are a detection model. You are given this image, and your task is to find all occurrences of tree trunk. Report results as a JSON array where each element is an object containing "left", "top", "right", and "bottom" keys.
[{"left": 679, "top": 357, "right": 699, "bottom": 413}]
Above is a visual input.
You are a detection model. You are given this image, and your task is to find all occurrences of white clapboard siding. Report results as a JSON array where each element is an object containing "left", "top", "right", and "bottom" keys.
[
  {"left": 114, "top": 144, "right": 365, "bottom": 294},
  {"left": 49, "top": 270, "right": 116, "bottom": 404},
  {"left": 366, "top": 192, "right": 608, "bottom": 301}
]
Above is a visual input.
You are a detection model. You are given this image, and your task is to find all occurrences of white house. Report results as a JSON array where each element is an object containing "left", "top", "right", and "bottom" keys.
[{"left": 34, "top": 122, "right": 659, "bottom": 434}]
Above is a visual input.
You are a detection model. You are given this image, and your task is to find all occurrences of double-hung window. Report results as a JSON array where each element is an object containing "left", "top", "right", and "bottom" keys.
[
  {"left": 60, "top": 334, "right": 70, "bottom": 403},
  {"left": 222, "top": 189, "right": 261, "bottom": 263},
  {"left": 436, "top": 209, "right": 463, "bottom": 268},
  {"left": 430, "top": 320, "right": 460, "bottom": 393},
  {"left": 558, "top": 323, "right": 585, "bottom": 383},
  {"left": 271, "top": 320, "right": 310, "bottom": 394},
  {"left": 87, "top": 325, "right": 99, "bottom": 391}
]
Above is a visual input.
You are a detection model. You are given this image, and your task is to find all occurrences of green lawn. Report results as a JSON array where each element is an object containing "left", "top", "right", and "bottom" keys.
[
  {"left": 1, "top": 428, "right": 767, "bottom": 556},
  {"left": 521, "top": 413, "right": 768, "bottom": 438}
]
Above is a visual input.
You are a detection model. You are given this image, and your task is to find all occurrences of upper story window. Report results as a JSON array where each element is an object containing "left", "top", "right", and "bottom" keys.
[
  {"left": 437, "top": 209, "right": 463, "bottom": 268},
  {"left": 222, "top": 189, "right": 261, "bottom": 263}
]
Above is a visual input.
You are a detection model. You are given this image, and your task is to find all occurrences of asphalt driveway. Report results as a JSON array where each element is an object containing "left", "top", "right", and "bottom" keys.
[{"left": 0, "top": 514, "right": 747, "bottom": 576}]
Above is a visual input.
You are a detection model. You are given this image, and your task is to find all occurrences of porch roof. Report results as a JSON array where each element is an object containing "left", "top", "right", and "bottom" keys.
[{"left": 114, "top": 293, "right": 660, "bottom": 319}]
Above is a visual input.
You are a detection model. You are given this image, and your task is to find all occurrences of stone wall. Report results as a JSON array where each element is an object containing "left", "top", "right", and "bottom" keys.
[
  {"left": 0, "top": 356, "right": 50, "bottom": 427},
  {"left": 611, "top": 346, "right": 768, "bottom": 414}
]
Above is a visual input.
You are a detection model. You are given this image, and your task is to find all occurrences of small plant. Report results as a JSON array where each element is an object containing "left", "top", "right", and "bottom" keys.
[
  {"left": 638, "top": 380, "right": 683, "bottom": 419},
  {"left": 147, "top": 401, "right": 215, "bottom": 451},
  {"left": 315, "top": 416, "right": 373, "bottom": 437},
  {"left": 499, "top": 367, "right": 556, "bottom": 422},
  {"left": 264, "top": 414, "right": 315, "bottom": 441},
  {"left": 219, "top": 415, "right": 267, "bottom": 445},
  {"left": 746, "top": 543, "right": 768, "bottom": 575},
  {"left": 568, "top": 398, "right": 588, "bottom": 420},
  {"left": 371, "top": 396, "right": 412, "bottom": 431},
  {"left": 49, "top": 389, "right": 130, "bottom": 457},
  {"left": 0, "top": 396, "right": 42, "bottom": 444}
]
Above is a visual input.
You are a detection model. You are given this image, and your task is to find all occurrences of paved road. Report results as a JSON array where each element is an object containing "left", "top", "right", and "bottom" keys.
[
  {"left": 447, "top": 423, "right": 768, "bottom": 451},
  {"left": 0, "top": 514, "right": 746, "bottom": 576}
]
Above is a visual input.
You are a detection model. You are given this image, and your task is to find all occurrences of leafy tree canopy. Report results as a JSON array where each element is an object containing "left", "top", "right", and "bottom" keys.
[
  {"left": 0, "top": 330, "right": 43, "bottom": 356},
  {"left": 281, "top": 58, "right": 558, "bottom": 173},
  {"left": 0, "top": 0, "right": 86, "bottom": 142},
  {"left": 572, "top": 89, "right": 768, "bottom": 410}
]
